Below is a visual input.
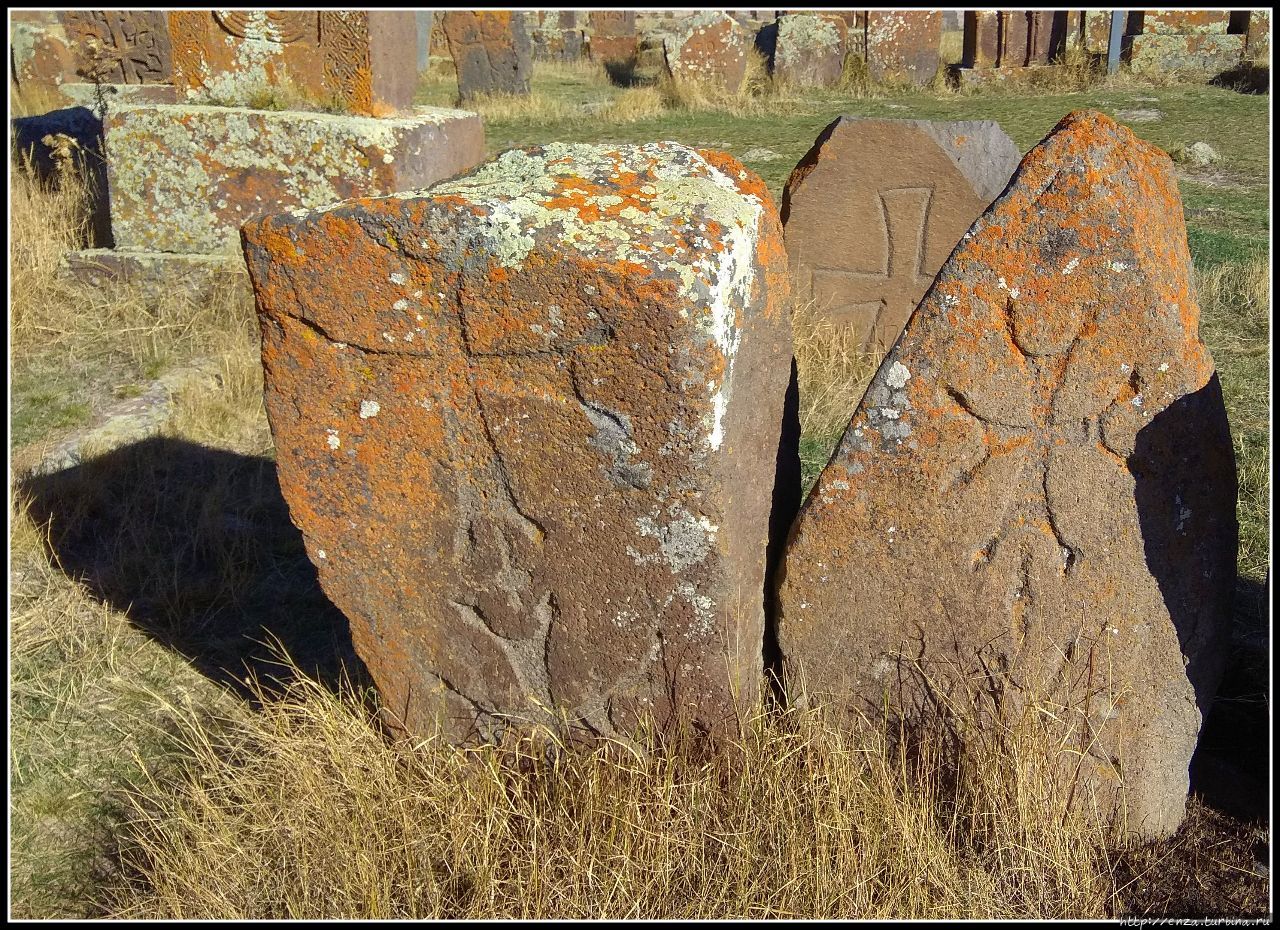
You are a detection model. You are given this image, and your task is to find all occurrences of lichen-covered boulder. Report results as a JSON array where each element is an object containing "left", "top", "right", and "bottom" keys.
[
  {"left": 773, "top": 13, "right": 846, "bottom": 88},
  {"left": 775, "top": 111, "right": 1237, "bottom": 841},
  {"left": 105, "top": 103, "right": 484, "bottom": 254},
  {"left": 243, "top": 143, "right": 798, "bottom": 745},
  {"left": 441, "top": 10, "right": 533, "bottom": 100},
  {"left": 663, "top": 11, "right": 751, "bottom": 93}
]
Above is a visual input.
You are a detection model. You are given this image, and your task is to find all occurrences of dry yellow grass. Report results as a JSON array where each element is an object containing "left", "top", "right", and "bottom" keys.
[{"left": 102, "top": 659, "right": 1118, "bottom": 920}]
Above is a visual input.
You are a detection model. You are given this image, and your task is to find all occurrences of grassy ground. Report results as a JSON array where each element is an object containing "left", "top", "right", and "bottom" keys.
[{"left": 8, "top": 57, "right": 1271, "bottom": 918}]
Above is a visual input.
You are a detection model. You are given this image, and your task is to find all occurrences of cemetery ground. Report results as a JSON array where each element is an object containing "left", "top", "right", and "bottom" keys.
[{"left": 8, "top": 56, "right": 1271, "bottom": 918}]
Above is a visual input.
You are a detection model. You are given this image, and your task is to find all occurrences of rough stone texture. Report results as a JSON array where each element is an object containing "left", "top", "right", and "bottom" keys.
[
  {"left": 1083, "top": 10, "right": 1114, "bottom": 55},
  {"left": 663, "top": 11, "right": 751, "bottom": 93},
  {"left": 963, "top": 10, "right": 1069, "bottom": 72},
  {"left": 1244, "top": 10, "right": 1270, "bottom": 64},
  {"left": 167, "top": 10, "right": 416, "bottom": 116},
  {"left": 242, "top": 142, "right": 799, "bottom": 744},
  {"left": 1126, "top": 32, "right": 1245, "bottom": 75},
  {"left": 775, "top": 111, "right": 1237, "bottom": 842},
  {"left": 1139, "top": 11, "right": 1231, "bottom": 35},
  {"left": 588, "top": 11, "right": 638, "bottom": 63},
  {"left": 781, "top": 117, "right": 1021, "bottom": 353},
  {"left": 10, "top": 16, "right": 79, "bottom": 89},
  {"left": 865, "top": 11, "right": 941, "bottom": 86},
  {"left": 105, "top": 103, "right": 484, "bottom": 254},
  {"left": 532, "top": 25, "right": 585, "bottom": 63},
  {"left": 441, "top": 10, "right": 533, "bottom": 101},
  {"left": 54, "top": 81, "right": 179, "bottom": 108},
  {"left": 773, "top": 13, "right": 846, "bottom": 88}
]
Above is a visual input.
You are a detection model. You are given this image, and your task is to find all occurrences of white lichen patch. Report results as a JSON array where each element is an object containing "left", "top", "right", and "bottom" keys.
[
  {"left": 325, "top": 428, "right": 341, "bottom": 449},
  {"left": 885, "top": 361, "right": 911, "bottom": 389},
  {"left": 359, "top": 399, "right": 381, "bottom": 419}
]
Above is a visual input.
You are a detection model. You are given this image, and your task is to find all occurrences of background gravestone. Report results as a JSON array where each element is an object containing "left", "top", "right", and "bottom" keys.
[
  {"left": 663, "top": 11, "right": 752, "bottom": 93},
  {"left": 776, "top": 110, "right": 1238, "bottom": 843},
  {"left": 864, "top": 10, "right": 941, "bottom": 86},
  {"left": 781, "top": 117, "right": 1020, "bottom": 354},
  {"left": 242, "top": 142, "right": 799, "bottom": 745},
  {"left": 773, "top": 13, "right": 846, "bottom": 88},
  {"left": 588, "top": 10, "right": 638, "bottom": 63},
  {"left": 167, "top": 10, "right": 417, "bottom": 115},
  {"left": 441, "top": 10, "right": 533, "bottom": 101}
]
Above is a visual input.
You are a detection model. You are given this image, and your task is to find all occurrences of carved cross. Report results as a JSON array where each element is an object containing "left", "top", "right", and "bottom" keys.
[{"left": 811, "top": 186, "right": 936, "bottom": 351}]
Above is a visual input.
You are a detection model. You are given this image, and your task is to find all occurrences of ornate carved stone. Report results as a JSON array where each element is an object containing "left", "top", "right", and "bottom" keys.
[{"left": 59, "top": 10, "right": 173, "bottom": 84}]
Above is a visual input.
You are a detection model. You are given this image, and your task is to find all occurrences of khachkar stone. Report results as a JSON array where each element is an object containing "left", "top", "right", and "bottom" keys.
[
  {"left": 59, "top": 10, "right": 174, "bottom": 84},
  {"left": 167, "top": 10, "right": 417, "bottom": 116},
  {"left": 588, "top": 11, "right": 638, "bottom": 63},
  {"left": 781, "top": 117, "right": 1020, "bottom": 353},
  {"left": 773, "top": 13, "right": 846, "bottom": 88},
  {"left": 102, "top": 103, "right": 484, "bottom": 255},
  {"left": 775, "top": 111, "right": 1238, "bottom": 842},
  {"left": 1125, "top": 10, "right": 1245, "bottom": 76},
  {"left": 865, "top": 10, "right": 941, "bottom": 86},
  {"left": 963, "top": 11, "right": 1070, "bottom": 71},
  {"left": 532, "top": 12, "right": 585, "bottom": 63},
  {"left": 441, "top": 10, "right": 533, "bottom": 101},
  {"left": 242, "top": 143, "right": 799, "bottom": 744},
  {"left": 663, "top": 11, "right": 751, "bottom": 93}
]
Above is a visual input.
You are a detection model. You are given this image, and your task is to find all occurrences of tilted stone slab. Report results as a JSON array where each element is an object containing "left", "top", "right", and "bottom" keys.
[
  {"left": 242, "top": 143, "right": 799, "bottom": 744},
  {"left": 773, "top": 13, "right": 846, "bottom": 88},
  {"left": 782, "top": 117, "right": 1020, "bottom": 354},
  {"left": 663, "top": 12, "right": 751, "bottom": 93},
  {"left": 775, "top": 111, "right": 1237, "bottom": 842},
  {"left": 105, "top": 103, "right": 484, "bottom": 255},
  {"left": 441, "top": 10, "right": 533, "bottom": 100}
]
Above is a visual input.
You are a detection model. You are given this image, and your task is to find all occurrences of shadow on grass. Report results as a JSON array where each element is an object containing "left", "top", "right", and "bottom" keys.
[
  {"left": 603, "top": 56, "right": 652, "bottom": 88},
  {"left": 17, "top": 436, "right": 370, "bottom": 702},
  {"left": 1209, "top": 63, "right": 1270, "bottom": 95}
]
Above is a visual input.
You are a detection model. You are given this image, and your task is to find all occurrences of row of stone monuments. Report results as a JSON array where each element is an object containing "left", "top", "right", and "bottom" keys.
[{"left": 237, "top": 107, "right": 1238, "bottom": 845}]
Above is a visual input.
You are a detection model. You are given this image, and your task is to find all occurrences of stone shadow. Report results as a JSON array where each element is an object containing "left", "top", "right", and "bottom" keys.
[
  {"left": 11, "top": 105, "right": 113, "bottom": 249},
  {"left": 17, "top": 436, "right": 369, "bottom": 701},
  {"left": 1130, "top": 375, "right": 1268, "bottom": 822}
]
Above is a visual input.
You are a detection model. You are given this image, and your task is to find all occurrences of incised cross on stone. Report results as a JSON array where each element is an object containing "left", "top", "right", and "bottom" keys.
[
  {"left": 811, "top": 186, "right": 936, "bottom": 352},
  {"left": 939, "top": 290, "right": 1145, "bottom": 697}
]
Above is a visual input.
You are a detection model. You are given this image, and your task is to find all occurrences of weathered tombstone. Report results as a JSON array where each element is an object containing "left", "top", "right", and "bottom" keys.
[
  {"left": 59, "top": 10, "right": 174, "bottom": 85},
  {"left": 10, "top": 12, "right": 79, "bottom": 92},
  {"left": 101, "top": 103, "right": 484, "bottom": 255},
  {"left": 781, "top": 117, "right": 1020, "bottom": 353},
  {"left": 773, "top": 13, "right": 846, "bottom": 88},
  {"left": 663, "top": 11, "right": 752, "bottom": 93},
  {"left": 588, "top": 10, "right": 638, "bottom": 63},
  {"left": 775, "top": 110, "right": 1238, "bottom": 842},
  {"left": 1243, "top": 10, "right": 1271, "bottom": 63},
  {"left": 441, "top": 10, "right": 533, "bottom": 100},
  {"left": 241, "top": 143, "right": 799, "bottom": 744},
  {"left": 532, "top": 11, "right": 585, "bottom": 62},
  {"left": 865, "top": 10, "right": 941, "bottom": 85},
  {"left": 1125, "top": 9, "right": 1245, "bottom": 75},
  {"left": 167, "top": 10, "right": 418, "bottom": 115}
]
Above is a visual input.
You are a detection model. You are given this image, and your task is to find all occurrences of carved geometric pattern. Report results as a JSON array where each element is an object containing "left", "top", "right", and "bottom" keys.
[
  {"left": 212, "top": 10, "right": 318, "bottom": 44},
  {"left": 319, "top": 12, "right": 373, "bottom": 112},
  {"left": 60, "top": 10, "right": 173, "bottom": 84}
]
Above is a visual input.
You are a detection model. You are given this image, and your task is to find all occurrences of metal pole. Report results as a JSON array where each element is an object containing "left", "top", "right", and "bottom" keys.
[{"left": 1108, "top": 11, "right": 1126, "bottom": 73}]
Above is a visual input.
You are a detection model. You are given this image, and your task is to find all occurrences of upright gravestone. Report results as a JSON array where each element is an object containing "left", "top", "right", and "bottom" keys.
[
  {"left": 416, "top": 11, "right": 433, "bottom": 70},
  {"left": 773, "top": 13, "right": 846, "bottom": 88},
  {"left": 1126, "top": 10, "right": 1244, "bottom": 75},
  {"left": 663, "top": 11, "right": 752, "bottom": 93},
  {"left": 532, "top": 11, "right": 584, "bottom": 62},
  {"left": 775, "top": 110, "right": 1238, "bottom": 842},
  {"left": 441, "top": 10, "right": 533, "bottom": 100},
  {"left": 865, "top": 10, "right": 941, "bottom": 85},
  {"left": 242, "top": 143, "right": 799, "bottom": 745},
  {"left": 588, "top": 11, "right": 638, "bottom": 63},
  {"left": 167, "top": 10, "right": 418, "bottom": 115},
  {"left": 781, "top": 117, "right": 1020, "bottom": 353}
]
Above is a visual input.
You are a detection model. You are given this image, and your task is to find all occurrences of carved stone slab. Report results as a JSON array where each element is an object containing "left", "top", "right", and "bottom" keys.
[
  {"left": 241, "top": 143, "right": 798, "bottom": 744},
  {"left": 775, "top": 111, "right": 1237, "bottom": 842},
  {"left": 440, "top": 10, "right": 533, "bottom": 101},
  {"left": 781, "top": 117, "right": 1020, "bottom": 355}
]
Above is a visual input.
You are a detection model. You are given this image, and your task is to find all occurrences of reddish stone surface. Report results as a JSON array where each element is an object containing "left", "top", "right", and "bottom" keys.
[
  {"left": 1243, "top": 10, "right": 1271, "bottom": 63},
  {"left": 441, "top": 10, "right": 533, "bottom": 100},
  {"left": 775, "top": 111, "right": 1237, "bottom": 842},
  {"left": 782, "top": 117, "right": 1020, "bottom": 354},
  {"left": 663, "top": 11, "right": 751, "bottom": 93},
  {"left": 242, "top": 143, "right": 799, "bottom": 745},
  {"left": 106, "top": 103, "right": 484, "bottom": 254},
  {"left": 865, "top": 10, "right": 941, "bottom": 85},
  {"left": 59, "top": 10, "right": 173, "bottom": 84},
  {"left": 167, "top": 10, "right": 415, "bottom": 116},
  {"left": 588, "top": 10, "right": 638, "bottom": 63},
  {"left": 773, "top": 13, "right": 847, "bottom": 88},
  {"left": 962, "top": 10, "right": 1001, "bottom": 69}
]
